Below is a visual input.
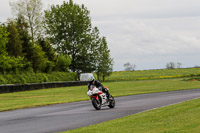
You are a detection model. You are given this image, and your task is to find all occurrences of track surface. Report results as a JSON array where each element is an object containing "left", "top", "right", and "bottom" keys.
[{"left": 1, "top": 89, "right": 200, "bottom": 133}]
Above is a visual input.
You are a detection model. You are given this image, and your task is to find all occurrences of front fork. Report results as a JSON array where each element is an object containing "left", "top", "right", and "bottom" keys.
[{"left": 92, "top": 95, "right": 99, "bottom": 100}]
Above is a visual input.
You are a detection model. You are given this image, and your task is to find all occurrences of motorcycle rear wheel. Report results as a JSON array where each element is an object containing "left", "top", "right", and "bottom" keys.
[{"left": 92, "top": 97, "right": 101, "bottom": 110}]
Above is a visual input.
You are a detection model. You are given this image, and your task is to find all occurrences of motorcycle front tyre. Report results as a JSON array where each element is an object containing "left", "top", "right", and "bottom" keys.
[
  {"left": 92, "top": 97, "right": 101, "bottom": 110},
  {"left": 108, "top": 96, "right": 115, "bottom": 108}
]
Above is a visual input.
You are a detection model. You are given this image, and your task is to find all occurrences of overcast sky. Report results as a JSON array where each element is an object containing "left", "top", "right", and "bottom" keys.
[{"left": 1, "top": 0, "right": 200, "bottom": 71}]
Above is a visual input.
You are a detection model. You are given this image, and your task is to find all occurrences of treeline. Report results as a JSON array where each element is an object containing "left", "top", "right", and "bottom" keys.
[
  {"left": 0, "top": 23, "right": 71, "bottom": 74},
  {"left": 0, "top": 0, "right": 113, "bottom": 81}
]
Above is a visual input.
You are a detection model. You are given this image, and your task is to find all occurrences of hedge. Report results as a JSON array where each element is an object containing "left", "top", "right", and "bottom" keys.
[{"left": 0, "top": 72, "right": 77, "bottom": 85}]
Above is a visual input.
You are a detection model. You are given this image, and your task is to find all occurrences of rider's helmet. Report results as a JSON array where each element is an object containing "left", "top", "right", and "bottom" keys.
[{"left": 88, "top": 76, "right": 95, "bottom": 81}]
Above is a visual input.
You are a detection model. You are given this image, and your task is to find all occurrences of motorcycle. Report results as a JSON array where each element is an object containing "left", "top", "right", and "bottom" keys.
[{"left": 87, "top": 85, "right": 115, "bottom": 110}]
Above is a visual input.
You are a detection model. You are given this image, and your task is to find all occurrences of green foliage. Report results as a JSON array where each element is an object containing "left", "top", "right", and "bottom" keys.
[
  {"left": 96, "top": 36, "right": 113, "bottom": 81},
  {"left": 16, "top": 15, "right": 32, "bottom": 57},
  {"left": 38, "top": 38, "right": 57, "bottom": 62},
  {"left": 0, "top": 0, "right": 111, "bottom": 77},
  {"left": 0, "top": 55, "right": 32, "bottom": 74},
  {"left": 6, "top": 20, "right": 23, "bottom": 57},
  {"left": 43, "top": 61, "right": 54, "bottom": 73},
  {"left": 55, "top": 54, "right": 71, "bottom": 72},
  {"left": 28, "top": 44, "right": 50, "bottom": 72},
  {"left": 44, "top": 0, "right": 112, "bottom": 74},
  {"left": 0, "top": 72, "right": 77, "bottom": 85},
  {"left": 0, "top": 76, "right": 6, "bottom": 84},
  {"left": 0, "top": 25, "right": 9, "bottom": 55},
  {"left": 44, "top": 0, "right": 91, "bottom": 54},
  {"left": 0, "top": 20, "right": 33, "bottom": 74}
]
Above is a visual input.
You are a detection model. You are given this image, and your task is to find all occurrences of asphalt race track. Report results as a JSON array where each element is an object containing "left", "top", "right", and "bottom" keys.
[{"left": 1, "top": 89, "right": 200, "bottom": 133}]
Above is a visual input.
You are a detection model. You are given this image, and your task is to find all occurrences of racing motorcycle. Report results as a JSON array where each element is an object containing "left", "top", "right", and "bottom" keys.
[{"left": 87, "top": 85, "right": 115, "bottom": 110}]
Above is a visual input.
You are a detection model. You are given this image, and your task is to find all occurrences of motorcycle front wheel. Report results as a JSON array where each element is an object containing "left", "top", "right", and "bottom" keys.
[
  {"left": 92, "top": 97, "right": 101, "bottom": 110},
  {"left": 108, "top": 96, "right": 115, "bottom": 108}
]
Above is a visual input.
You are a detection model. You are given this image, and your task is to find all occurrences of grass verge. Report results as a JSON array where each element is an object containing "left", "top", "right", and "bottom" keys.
[
  {"left": 105, "top": 68, "right": 200, "bottom": 81},
  {"left": 64, "top": 98, "right": 200, "bottom": 133},
  {"left": 0, "top": 78, "right": 199, "bottom": 112}
]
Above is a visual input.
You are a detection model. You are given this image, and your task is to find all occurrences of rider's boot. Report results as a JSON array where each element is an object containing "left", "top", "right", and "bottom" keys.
[{"left": 106, "top": 91, "right": 112, "bottom": 100}]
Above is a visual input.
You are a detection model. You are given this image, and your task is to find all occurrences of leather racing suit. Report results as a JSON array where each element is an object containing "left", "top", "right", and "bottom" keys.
[{"left": 88, "top": 80, "right": 111, "bottom": 99}]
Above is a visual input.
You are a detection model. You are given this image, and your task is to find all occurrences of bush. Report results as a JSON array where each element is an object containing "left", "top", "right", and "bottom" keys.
[
  {"left": 0, "top": 55, "right": 33, "bottom": 74},
  {"left": 55, "top": 54, "right": 71, "bottom": 72},
  {"left": 0, "top": 72, "right": 77, "bottom": 85},
  {"left": 44, "top": 61, "right": 54, "bottom": 73},
  {"left": 0, "top": 76, "right": 6, "bottom": 84}
]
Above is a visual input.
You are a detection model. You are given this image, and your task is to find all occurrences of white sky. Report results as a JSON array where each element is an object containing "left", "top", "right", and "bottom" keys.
[{"left": 1, "top": 0, "right": 200, "bottom": 71}]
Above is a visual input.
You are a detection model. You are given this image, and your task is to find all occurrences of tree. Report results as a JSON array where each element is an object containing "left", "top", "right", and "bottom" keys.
[
  {"left": 44, "top": 0, "right": 93, "bottom": 73},
  {"left": 194, "top": 65, "right": 200, "bottom": 68},
  {"left": 0, "top": 24, "right": 9, "bottom": 56},
  {"left": 166, "top": 62, "right": 176, "bottom": 69},
  {"left": 55, "top": 54, "right": 71, "bottom": 72},
  {"left": 124, "top": 62, "right": 136, "bottom": 71},
  {"left": 15, "top": 16, "right": 32, "bottom": 61},
  {"left": 38, "top": 38, "right": 57, "bottom": 62},
  {"left": 177, "top": 62, "right": 182, "bottom": 68},
  {"left": 0, "top": 55, "right": 32, "bottom": 73},
  {"left": 0, "top": 23, "right": 32, "bottom": 74},
  {"left": 45, "top": 0, "right": 113, "bottom": 76},
  {"left": 6, "top": 20, "right": 23, "bottom": 57},
  {"left": 29, "top": 44, "right": 49, "bottom": 72},
  {"left": 75, "top": 27, "right": 100, "bottom": 73},
  {"left": 14, "top": 16, "right": 58, "bottom": 73},
  {"left": 96, "top": 37, "right": 113, "bottom": 81},
  {"left": 10, "top": 0, "right": 43, "bottom": 42}
]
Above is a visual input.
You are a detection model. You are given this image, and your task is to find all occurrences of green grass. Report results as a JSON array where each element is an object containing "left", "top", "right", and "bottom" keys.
[
  {"left": 106, "top": 68, "right": 200, "bottom": 81},
  {"left": 0, "top": 85, "right": 88, "bottom": 111},
  {"left": 104, "top": 78, "right": 200, "bottom": 97},
  {"left": 65, "top": 98, "right": 200, "bottom": 133},
  {"left": 0, "top": 78, "right": 199, "bottom": 112}
]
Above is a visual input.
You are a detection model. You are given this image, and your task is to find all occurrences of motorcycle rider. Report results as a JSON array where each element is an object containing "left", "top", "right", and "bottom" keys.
[{"left": 88, "top": 76, "right": 112, "bottom": 100}]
